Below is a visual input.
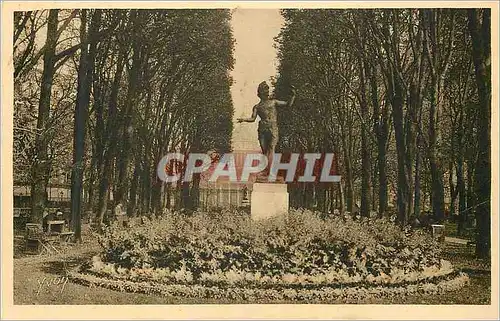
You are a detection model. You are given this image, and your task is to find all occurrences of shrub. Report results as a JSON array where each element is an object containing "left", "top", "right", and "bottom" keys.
[{"left": 93, "top": 208, "right": 447, "bottom": 287}]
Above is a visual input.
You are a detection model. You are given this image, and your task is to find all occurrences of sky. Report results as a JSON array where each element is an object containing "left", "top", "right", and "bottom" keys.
[{"left": 230, "top": 9, "right": 284, "bottom": 151}]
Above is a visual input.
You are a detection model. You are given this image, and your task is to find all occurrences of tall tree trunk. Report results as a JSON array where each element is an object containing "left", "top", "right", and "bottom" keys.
[
  {"left": 71, "top": 9, "right": 90, "bottom": 241},
  {"left": 152, "top": 147, "right": 165, "bottom": 215},
  {"left": 427, "top": 78, "right": 446, "bottom": 222},
  {"left": 468, "top": 8, "right": 491, "bottom": 258},
  {"left": 449, "top": 161, "right": 458, "bottom": 217},
  {"left": 116, "top": 11, "right": 143, "bottom": 208},
  {"left": 152, "top": 174, "right": 163, "bottom": 215},
  {"left": 466, "top": 159, "right": 475, "bottom": 224},
  {"left": 141, "top": 161, "right": 152, "bottom": 214},
  {"left": 165, "top": 182, "right": 171, "bottom": 210},
  {"left": 96, "top": 163, "right": 111, "bottom": 225},
  {"left": 414, "top": 150, "right": 421, "bottom": 218},
  {"left": 422, "top": 9, "right": 455, "bottom": 223},
  {"left": 96, "top": 51, "right": 125, "bottom": 224},
  {"left": 91, "top": 48, "right": 108, "bottom": 214},
  {"left": 359, "top": 62, "right": 372, "bottom": 217},
  {"left": 377, "top": 138, "right": 388, "bottom": 218},
  {"left": 372, "top": 73, "right": 388, "bottom": 218},
  {"left": 127, "top": 158, "right": 140, "bottom": 217},
  {"left": 391, "top": 77, "right": 411, "bottom": 226},
  {"left": 344, "top": 159, "right": 354, "bottom": 213},
  {"left": 410, "top": 16, "right": 426, "bottom": 222},
  {"left": 340, "top": 131, "right": 354, "bottom": 213},
  {"left": 406, "top": 83, "right": 420, "bottom": 220},
  {"left": 85, "top": 153, "right": 97, "bottom": 213},
  {"left": 456, "top": 159, "right": 467, "bottom": 235},
  {"left": 332, "top": 144, "right": 345, "bottom": 214},
  {"left": 31, "top": 9, "right": 59, "bottom": 224},
  {"left": 456, "top": 63, "right": 470, "bottom": 236},
  {"left": 138, "top": 92, "right": 153, "bottom": 215}
]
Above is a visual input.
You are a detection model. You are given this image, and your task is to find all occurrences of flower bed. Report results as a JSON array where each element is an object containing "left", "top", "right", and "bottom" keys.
[
  {"left": 73, "top": 209, "right": 469, "bottom": 300},
  {"left": 68, "top": 265, "right": 469, "bottom": 301}
]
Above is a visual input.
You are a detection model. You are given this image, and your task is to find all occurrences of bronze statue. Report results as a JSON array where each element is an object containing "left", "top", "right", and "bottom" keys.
[{"left": 237, "top": 81, "right": 296, "bottom": 179}]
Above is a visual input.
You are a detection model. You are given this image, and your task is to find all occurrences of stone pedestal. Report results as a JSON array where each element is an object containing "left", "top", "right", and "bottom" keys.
[{"left": 250, "top": 183, "right": 288, "bottom": 220}]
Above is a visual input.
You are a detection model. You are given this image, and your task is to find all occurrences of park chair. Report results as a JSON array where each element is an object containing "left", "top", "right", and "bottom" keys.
[
  {"left": 25, "top": 223, "right": 60, "bottom": 255},
  {"left": 25, "top": 223, "right": 43, "bottom": 254},
  {"left": 48, "top": 219, "right": 75, "bottom": 242},
  {"left": 47, "top": 220, "right": 65, "bottom": 234}
]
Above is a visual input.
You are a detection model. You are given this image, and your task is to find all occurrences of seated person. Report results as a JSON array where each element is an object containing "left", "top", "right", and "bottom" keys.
[
  {"left": 55, "top": 208, "right": 64, "bottom": 220},
  {"left": 42, "top": 210, "right": 55, "bottom": 232}
]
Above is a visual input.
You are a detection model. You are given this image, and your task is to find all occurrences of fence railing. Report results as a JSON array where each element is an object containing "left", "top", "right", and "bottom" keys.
[
  {"left": 197, "top": 187, "right": 250, "bottom": 210},
  {"left": 14, "top": 184, "right": 342, "bottom": 220},
  {"left": 171, "top": 184, "right": 340, "bottom": 213}
]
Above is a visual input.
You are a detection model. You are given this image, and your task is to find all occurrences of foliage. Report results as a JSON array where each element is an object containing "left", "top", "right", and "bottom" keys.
[
  {"left": 91, "top": 209, "right": 452, "bottom": 288},
  {"left": 273, "top": 8, "right": 486, "bottom": 232},
  {"left": 13, "top": 10, "right": 77, "bottom": 186},
  {"left": 68, "top": 208, "right": 471, "bottom": 300},
  {"left": 13, "top": 9, "right": 236, "bottom": 223}
]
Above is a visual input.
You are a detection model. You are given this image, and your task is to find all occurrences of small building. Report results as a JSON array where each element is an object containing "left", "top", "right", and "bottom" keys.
[{"left": 13, "top": 184, "right": 71, "bottom": 218}]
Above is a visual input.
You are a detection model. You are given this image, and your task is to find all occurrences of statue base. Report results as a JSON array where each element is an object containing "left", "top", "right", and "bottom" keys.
[{"left": 250, "top": 183, "right": 288, "bottom": 220}]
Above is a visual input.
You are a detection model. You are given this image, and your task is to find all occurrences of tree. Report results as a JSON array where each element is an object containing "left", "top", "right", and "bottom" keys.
[
  {"left": 30, "top": 9, "right": 61, "bottom": 225},
  {"left": 440, "top": 11, "right": 475, "bottom": 235},
  {"left": 70, "top": 9, "right": 101, "bottom": 241},
  {"left": 274, "top": 10, "right": 362, "bottom": 213},
  {"left": 85, "top": 9, "right": 235, "bottom": 220},
  {"left": 274, "top": 8, "right": 482, "bottom": 231},
  {"left": 421, "top": 9, "right": 456, "bottom": 222},
  {"left": 26, "top": 9, "right": 81, "bottom": 224},
  {"left": 16, "top": 9, "right": 235, "bottom": 231},
  {"left": 467, "top": 8, "right": 491, "bottom": 258}
]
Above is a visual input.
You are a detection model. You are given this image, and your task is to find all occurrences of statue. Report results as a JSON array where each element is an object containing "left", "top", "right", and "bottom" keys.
[{"left": 237, "top": 81, "right": 296, "bottom": 180}]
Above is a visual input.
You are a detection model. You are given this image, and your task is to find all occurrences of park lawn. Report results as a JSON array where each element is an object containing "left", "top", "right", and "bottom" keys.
[{"left": 12, "top": 231, "right": 491, "bottom": 305}]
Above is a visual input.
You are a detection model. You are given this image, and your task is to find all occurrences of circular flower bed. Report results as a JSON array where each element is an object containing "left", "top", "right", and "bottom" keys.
[{"left": 70, "top": 209, "right": 469, "bottom": 301}]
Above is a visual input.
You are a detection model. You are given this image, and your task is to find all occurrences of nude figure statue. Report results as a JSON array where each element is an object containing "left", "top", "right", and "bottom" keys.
[{"left": 237, "top": 81, "right": 296, "bottom": 179}]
